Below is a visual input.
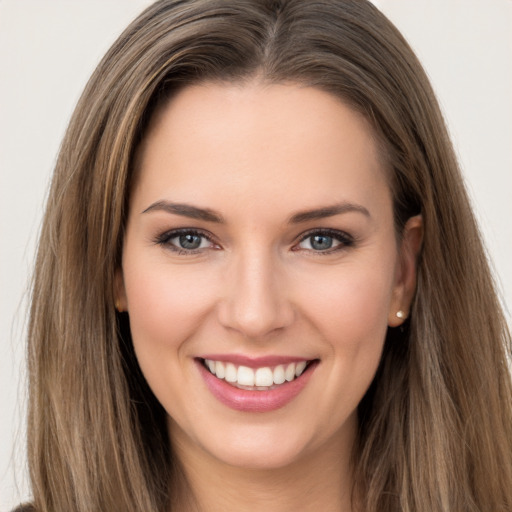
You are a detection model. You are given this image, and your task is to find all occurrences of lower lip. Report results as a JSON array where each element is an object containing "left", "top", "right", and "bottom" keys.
[{"left": 197, "top": 359, "right": 318, "bottom": 413}]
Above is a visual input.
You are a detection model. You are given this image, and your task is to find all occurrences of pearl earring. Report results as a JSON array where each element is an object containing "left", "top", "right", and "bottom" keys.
[
  {"left": 115, "top": 300, "right": 122, "bottom": 313},
  {"left": 396, "top": 310, "right": 406, "bottom": 319}
]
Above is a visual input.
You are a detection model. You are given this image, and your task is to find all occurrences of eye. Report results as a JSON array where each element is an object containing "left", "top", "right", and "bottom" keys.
[
  {"left": 155, "top": 229, "right": 217, "bottom": 254},
  {"left": 295, "top": 229, "right": 354, "bottom": 253}
]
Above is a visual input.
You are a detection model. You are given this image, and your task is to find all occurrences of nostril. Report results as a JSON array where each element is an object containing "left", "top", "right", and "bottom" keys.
[{"left": 217, "top": 299, "right": 294, "bottom": 339}]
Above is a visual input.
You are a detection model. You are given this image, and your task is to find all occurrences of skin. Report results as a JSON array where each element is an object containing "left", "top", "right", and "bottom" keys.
[{"left": 116, "top": 81, "right": 422, "bottom": 512}]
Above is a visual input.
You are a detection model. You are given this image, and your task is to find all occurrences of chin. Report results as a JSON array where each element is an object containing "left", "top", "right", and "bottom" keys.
[{"left": 208, "top": 435, "right": 311, "bottom": 471}]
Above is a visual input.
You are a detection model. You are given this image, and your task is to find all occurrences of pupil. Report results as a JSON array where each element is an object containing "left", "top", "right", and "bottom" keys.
[
  {"left": 179, "top": 233, "right": 201, "bottom": 249},
  {"left": 311, "top": 235, "right": 333, "bottom": 250}
]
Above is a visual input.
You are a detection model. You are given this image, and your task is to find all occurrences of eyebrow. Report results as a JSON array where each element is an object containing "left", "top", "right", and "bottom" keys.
[
  {"left": 288, "top": 202, "right": 371, "bottom": 224},
  {"left": 142, "top": 200, "right": 224, "bottom": 223},
  {"left": 141, "top": 200, "right": 370, "bottom": 224}
]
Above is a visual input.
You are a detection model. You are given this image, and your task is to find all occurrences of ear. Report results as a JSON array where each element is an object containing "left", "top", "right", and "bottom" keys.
[
  {"left": 114, "top": 268, "right": 128, "bottom": 313},
  {"left": 388, "top": 215, "right": 423, "bottom": 327}
]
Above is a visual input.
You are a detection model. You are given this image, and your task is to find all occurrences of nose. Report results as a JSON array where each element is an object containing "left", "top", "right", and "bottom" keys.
[{"left": 217, "top": 249, "right": 295, "bottom": 339}]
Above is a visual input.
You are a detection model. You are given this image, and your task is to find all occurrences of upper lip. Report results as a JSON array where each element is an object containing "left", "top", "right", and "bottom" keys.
[{"left": 198, "top": 354, "right": 314, "bottom": 369}]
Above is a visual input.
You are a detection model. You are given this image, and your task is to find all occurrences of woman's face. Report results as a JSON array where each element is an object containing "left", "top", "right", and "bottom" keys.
[{"left": 117, "top": 82, "right": 420, "bottom": 470}]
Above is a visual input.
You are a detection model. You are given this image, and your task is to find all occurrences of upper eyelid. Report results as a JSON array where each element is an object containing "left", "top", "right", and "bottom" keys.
[
  {"left": 296, "top": 227, "right": 354, "bottom": 242},
  {"left": 155, "top": 227, "right": 217, "bottom": 245},
  {"left": 160, "top": 227, "right": 212, "bottom": 236}
]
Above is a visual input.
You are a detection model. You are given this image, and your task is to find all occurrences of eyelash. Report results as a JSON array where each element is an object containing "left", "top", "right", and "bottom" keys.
[
  {"left": 154, "top": 228, "right": 218, "bottom": 255},
  {"left": 294, "top": 228, "right": 355, "bottom": 254},
  {"left": 154, "top": 228, "right": 355, "bottom": 255}
]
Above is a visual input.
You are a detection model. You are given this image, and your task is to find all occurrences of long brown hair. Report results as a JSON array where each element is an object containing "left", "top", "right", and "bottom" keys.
[{"left": 27, "top": 1, "right": 512, "bottom": 510}]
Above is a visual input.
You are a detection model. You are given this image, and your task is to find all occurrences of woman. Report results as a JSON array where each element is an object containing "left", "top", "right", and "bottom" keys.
[{"left": 22, "top": 0, "right": 512, "bottom": 511}]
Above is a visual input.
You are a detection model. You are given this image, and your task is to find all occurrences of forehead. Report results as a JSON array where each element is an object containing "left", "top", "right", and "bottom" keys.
[{"left": 131, "top": 81, "right": 392, "bottom": 220}]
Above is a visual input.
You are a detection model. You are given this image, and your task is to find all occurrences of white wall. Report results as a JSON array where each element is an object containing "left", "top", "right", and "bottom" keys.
[{"left": 1, "top": 1, "right": 510, "bottom": 509}]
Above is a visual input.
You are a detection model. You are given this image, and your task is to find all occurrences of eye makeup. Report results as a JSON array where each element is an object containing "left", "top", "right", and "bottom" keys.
[
  {"left": 153, "top": 226, "right": 356, "bottom": 257},
  {"left": 154, "top": 228, "right": 219, "bottom": 255},
  {"left": 293, "top": 228, "right": 355, "bottom": 255}
]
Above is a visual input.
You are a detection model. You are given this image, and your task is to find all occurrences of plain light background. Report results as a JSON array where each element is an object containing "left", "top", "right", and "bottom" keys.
[{"left": 1, "top": 1, "right": 511, "bottom": 509}]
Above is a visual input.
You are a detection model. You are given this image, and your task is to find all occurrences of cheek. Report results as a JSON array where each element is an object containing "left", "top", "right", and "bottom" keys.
[
  {"left": 294, "top": 261, "right": 395, "bottom": 427},
  {"left": 121, "top": 254, "right": 223, "bottom": 417},
  {"left": 298, "top": 259, "right": 396, "bottom": 345},
  {"left": 294, "top": 252, "right": 397, "bottom": 394},
  {"left": 122, "top": 254, "right": 218, "bottom": 359}
]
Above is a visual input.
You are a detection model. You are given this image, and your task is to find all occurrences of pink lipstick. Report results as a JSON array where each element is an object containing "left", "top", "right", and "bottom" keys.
[{"left": 196, "top": 356, "right": 318, "bottom": 413}]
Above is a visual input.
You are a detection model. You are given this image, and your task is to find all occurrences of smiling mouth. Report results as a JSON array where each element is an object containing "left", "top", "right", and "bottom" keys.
[{"left": 200, "top": 358, "right": 316, "bottom": 390}]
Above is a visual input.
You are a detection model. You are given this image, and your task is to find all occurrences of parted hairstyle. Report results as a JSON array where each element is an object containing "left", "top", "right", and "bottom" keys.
[{"left": 25, "top": 1, "right": 512, "bottom": 511}]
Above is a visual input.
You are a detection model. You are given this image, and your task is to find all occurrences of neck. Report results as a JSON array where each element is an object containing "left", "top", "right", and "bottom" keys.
[{"left": 168, "top": 420, "right": 357, "bottom": 512}]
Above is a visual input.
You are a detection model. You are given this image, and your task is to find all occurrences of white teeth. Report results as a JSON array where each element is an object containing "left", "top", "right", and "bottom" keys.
[
  {"left": 215, "top": 361, "right": 225, "bottom": 379},
  {"left": 295, "top": 361, "right": 307, "bottom": 377},
  {"left": 204, "top": 359, "right": 311, "bottom": 388},
  {"left": 285, "top": 363, "right": 296, "bottom": 382},
  {"left": 255, "top": 367, "right": 274, "bottom": 387},
  {"left": 225, "top": 362, "right": 237, "bottom": 383},
  {"left": 273, "top": 365, "right": 286, "bottom": 385},
  {"left": 237, "top": 366, "right": 255, "bottom": 386}
]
